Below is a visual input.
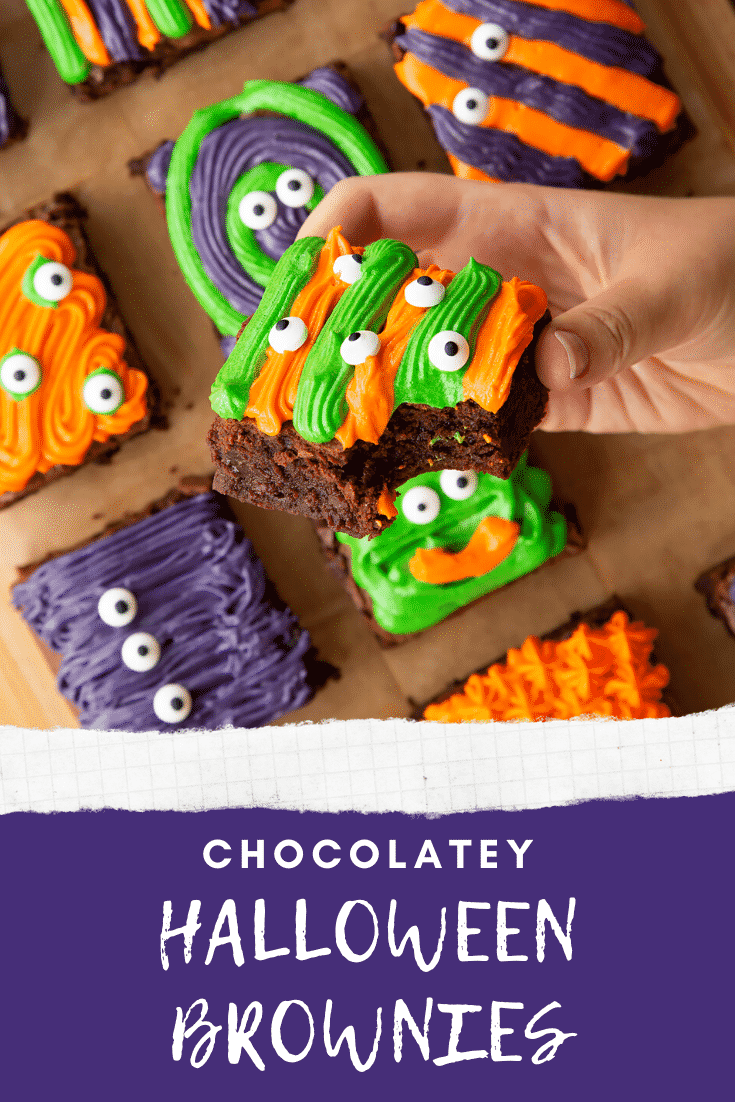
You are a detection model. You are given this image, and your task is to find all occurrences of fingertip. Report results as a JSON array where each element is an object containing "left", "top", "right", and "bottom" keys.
[{"left": 535, "top": 325, "right": 591, "bottom": 391}]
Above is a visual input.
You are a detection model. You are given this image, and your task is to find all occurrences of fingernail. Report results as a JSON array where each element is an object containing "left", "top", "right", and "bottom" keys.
[{"left": 554, "top": 330, "right": 589, "bottom": 381}]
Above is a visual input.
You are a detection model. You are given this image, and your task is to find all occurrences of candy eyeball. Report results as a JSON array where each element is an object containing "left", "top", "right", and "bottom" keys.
[
  {"left": 33, "top": 260, "right": 73, "bottom": 303},
  {"left": 404, "top": 275, "right": 446, "bottom": 308},
  {"left": 452, "top": 88, "right": 490, "bottom": 126},
  {"left": 440, "top": 469, "right": 478, "bottom": 501},
  {"left": 121, "top": 632, "right": 161, "bottom": 672},
  {"left": 470, "top": 23, "right": 509, "bottom": 62},
  {"left": 428, "top": 330, "right": 470, "bottom": 372},
  {"left": 0, "top": 351, "right": 41, "bottom": 399},
  {"left": 333, "top": 253, "right": 363, "bottom": 284},
  {"left": 269, "top": 316, "right": 308, "bottom": 354},
  {"left": 153, "top": 683, "right": 192, "bottom": 724},
  {"left": 340, "top": 330, "right": 381, "bottom": 365},
  {"left": 275, "top": 168, "right": 315, "bottom": 209},
  {"left": 82, "top": 369, "right": 124, "bottom": 415},
  {"left": 238, "top": 190, "right": 278, "bottom": 230},
  {"left": 401, "top": 485, "right": 441, "bottom": 525},
  {"left": 98, "top": 587, "right": 137, "bottom": 628}
]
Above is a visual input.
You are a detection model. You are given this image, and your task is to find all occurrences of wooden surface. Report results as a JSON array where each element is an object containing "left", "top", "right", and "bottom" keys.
[{"left": 2, "top": 0, "right": 735, "bottom": 729}]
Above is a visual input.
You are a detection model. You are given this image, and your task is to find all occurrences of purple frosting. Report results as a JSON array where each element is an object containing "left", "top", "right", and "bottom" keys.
[
  {"left": 442, "top": 0, "right": 661, "bottom": 76},
  {"left": 189, "top": 113, "right": 356, "bottom": 317},
  {"left": 203, "top": 0, "right": 257, "bottom": 26},
  {"left": 0, "top": 67, "right": 13, "bottom": 149},
  {"left": 145, "top": 140, "right": 174, "bottom": 195},
  {"left": 298, "top": 66, "right": 364, "bottom": 115},
  {"left": 84, "top": 0, "right": 144, "bottom": 63},
  {"left": 429, "top": 103, "right": 585, "bottom": 185},
  {"left": 402, "top": 27, "right": 660, "bottom": 158},
  {"left": 12, "top": 493, "right": 317, "bottom": 731}
]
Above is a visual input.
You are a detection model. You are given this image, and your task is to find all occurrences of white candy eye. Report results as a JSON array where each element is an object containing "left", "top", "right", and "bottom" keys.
[
  {"left": 401, "top": 485, "right": 441, "bottom": 525},
  {"left": 275, "top": 168, "right": 315, "bottom": 208},
  {"left": 1, "top": 352, "right": 41, "bottom": 398},
  {"left": 452, "top": 87, "right": 490, "bottom": 125},
  {"left": 404, "top": 275, "right": 446, "bottom": 308},
  {"left": 440, "top": 469, "right": 478, "bottom": 500},
  {"left": 470, "top": 23, "right": 509, "bottom": 61},
  {"left": 428, "top": 330, "right": 470, "bottom": 372},
  {"left": 83, "top": 370, "right": 124, "bottom": 415},
  {"left": 98, "top": 587, "right": 137, "bottom": 627},
  {"left": 269, "top": 316, "right": 308, "bottom": 353},
  {"left": 333, "top": 253, "right": 363, "bottom": 284},
  {"left": 121, "top": 632, "right": 161, "bottom": 672},
  {"left": 153, "top": 683, "right": 192, "bottom": 724},
  {"left": 33, "top": 260, "right": 73, "bottom": 302},
  {"left": 238, "top": 190, "right": 278, "bottom": 230},
  {"left": 340, "top": 330, "right": 381, "bottom": 365}
]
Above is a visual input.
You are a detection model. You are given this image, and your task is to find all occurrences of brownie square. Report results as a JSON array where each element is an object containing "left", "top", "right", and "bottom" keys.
[
  {"left": 384, "top": 3, "right": 693, "bottom": 188},
  {"left": 27, "top": 0, "right": 294, "bottom": 101},
  {"left": 12, "top": 476, "right": 335, "bottom": 731},
  {"left": 0, "top": 65, "right": 27, "bottom": 149},
  {"left": 695, "top": 555, "right": 735, "bottom": 640},
  {"left": 128, "top": 62, "right": 390, "bottom": 353},
  {"left": 208, "top": 228, "right": 550, "bottom": 537},
  {"left": 317, "top": 452, "right": 584, "bottom": 644},
  {"left": 420, "top": 596, "right": 673, "bottom": 721},
  {"left": 0, "top": 193, "right": 160, "bottom": 509}
]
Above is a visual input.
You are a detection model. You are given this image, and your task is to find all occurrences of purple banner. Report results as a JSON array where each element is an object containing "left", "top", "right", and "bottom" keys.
[{"left": 1, "top": 794, "right": 732, "bottom": 1098}]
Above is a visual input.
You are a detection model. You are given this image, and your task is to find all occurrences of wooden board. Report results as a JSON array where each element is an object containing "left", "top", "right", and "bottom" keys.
[{"left": 2, "top": 0, "right": 735, "bottom": 729}]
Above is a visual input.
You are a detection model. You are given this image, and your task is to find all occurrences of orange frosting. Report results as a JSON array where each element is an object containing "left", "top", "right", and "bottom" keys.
[
  {"left": 403, "top": 0, "right": 646, "bottom": 38},
  {"left": 123, "top": 0, "right": 162, "bottom": 51},
  {"left": 0, "top": 221, "right": 148, "bottom": 495},
  {"left": 183, "top": 0, "right": 211, "bottom": 30},
  {"left": 423, "top": 611, "right": 671, "bottom": 722},
  {"left": 447, "top": 154, "right": 499, "bottom": 182},
  {"left": 409, "top": 515, "right": 519, "bottom": 583},
  {"left": 377, "top": 487, "right": 398, "bottom": 519},
  {"left": 463, "top": 277, "right": 547, "bottom": 412},
  {"left": 335, "top": 264, "right": 453, "bottom": 449},
  {"left": 58, "top": 0, "right": 111, "bottom": 66},
  {"left": 395, "top": 52, "right": 631, "bottom": 179},
  {"left": 244, "top": 228, "right": 359, "bottom": 435}
]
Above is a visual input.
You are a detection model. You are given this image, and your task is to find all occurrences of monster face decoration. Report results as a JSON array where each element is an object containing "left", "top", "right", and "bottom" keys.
[
  {"left": 0, "top": 220, "right": 148, "bottom": 497},
  {"left": 210, "top": 226, "right": 547, "bottom": 446},
  {"left": 148, "top": 72, "right": 388, "bottom": 346},
  {"left": 12, "top": 492, "right": 318, "bottom": 730},
  {"left": 392, "top": 0, "right": 683, "bottom": 187},
  {"left": 336, "top": 453, "right": 567, "bottom": 635}
]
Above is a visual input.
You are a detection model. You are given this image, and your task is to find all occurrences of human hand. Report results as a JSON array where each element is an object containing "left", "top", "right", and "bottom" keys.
[{"left": 297, "top": 173, "right": 735, "bottom": 433}]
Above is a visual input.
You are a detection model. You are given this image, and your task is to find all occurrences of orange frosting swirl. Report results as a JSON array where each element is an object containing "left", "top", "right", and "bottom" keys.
[{"left": 0, "top": 221, "right": 148, "bottom": 494}]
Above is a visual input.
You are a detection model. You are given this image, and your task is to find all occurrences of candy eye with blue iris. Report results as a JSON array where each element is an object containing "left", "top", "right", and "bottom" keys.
[
  {"left": 82, "top": 369, "right": 124, "bottom": 415},
  {"left": 452, "top": 88, "right": 490, "bottom": 125},
  {"left": 401, "top": 485, "right": 441, "bottom": 525},
  {"left": 470, "top": 23, "right": 509, "bottom": 61},
  {"left": 275, "top": 168, "right": 315, "bottom": 208},
  {"left": 153, "top": 683, "right": 192, "bottom": 724},
  {"left": 0, "top": 350, "right": 42, "bottom": 400},
  {"left": 98, "top": 587, "right": 137, "bottom": 627},
  {"left": 440, "top": 469, "right": 478, "bottom": 501},
  {"left": 340, "top": 330, "right": 381, "bottom": 365},
  {"left": 428, "top": 330, "right": 470, "bottom": 372},
  {"left": 269, "top": 316, "right": 308, "bottom": 353},
  {"left": 239, "top": 191, "right": 278, "bottom": 230}
]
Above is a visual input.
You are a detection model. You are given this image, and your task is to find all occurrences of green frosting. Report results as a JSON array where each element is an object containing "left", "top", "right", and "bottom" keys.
[
  {"left": 166, "top": 81, "right": 389, "bottom": 337},
  {"left": 392, "top": 258, "right": 501, "bottom": 410},
  {"left": 336, "top": 454, "right": 567, "bottom": 635},
  {"left": 146, "top": 0, "right": 192, "bottom": 37},
  {"left": 226, "top": 162, "right": 324, "bottom": 289},
  {"left": 210, "top": 235, "right": 324, "bottom": 420},
  {"left": 22, "top": 256, "right": 59, "bottom": 309},
  {"left": 292, "top": 238, "right": 418, "bottom": 442},
  {"left": 26, "top": 0, "right": 90, "bottom": 84}
]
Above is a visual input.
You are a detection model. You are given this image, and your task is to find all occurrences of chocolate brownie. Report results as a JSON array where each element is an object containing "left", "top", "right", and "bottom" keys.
[
  {"left": 384, "top": 1, "right": 693, "bottom": 188},
  {"left": 695, "top": 555, "right": 735, "bottom": 640},
  {"left": 26, "top": 0, "right": 293, "bottom": 101},
  {"left": 12, "top": 477, "right": 336, "bottom": 731},
  {"left": 0, "top": 193, "right": 161, "bottom": 509},
  {"left": 419, "top": 596, "right": 674, "bottom": 720},
  {"left": 208, "top": 227, "right": 551, "bottom": 537},
  {"left": 129, "top": 63, "right": 390, "bottom": 354}
]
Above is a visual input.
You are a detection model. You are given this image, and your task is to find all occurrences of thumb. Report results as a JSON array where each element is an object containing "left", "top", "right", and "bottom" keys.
[{"left": 534, "top": 277, "right": 691, "bottom": 391}]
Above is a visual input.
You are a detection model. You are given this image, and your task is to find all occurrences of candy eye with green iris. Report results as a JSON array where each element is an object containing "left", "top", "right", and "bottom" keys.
[
  {"left": 0, "top": 349, "right": 42, "bottom": 400},
  {"left": 22, "top": 256, "right": 73, "bottom": 307},
  {"left": 82, "top": 369, "right": 124, "bottom": 415}
]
